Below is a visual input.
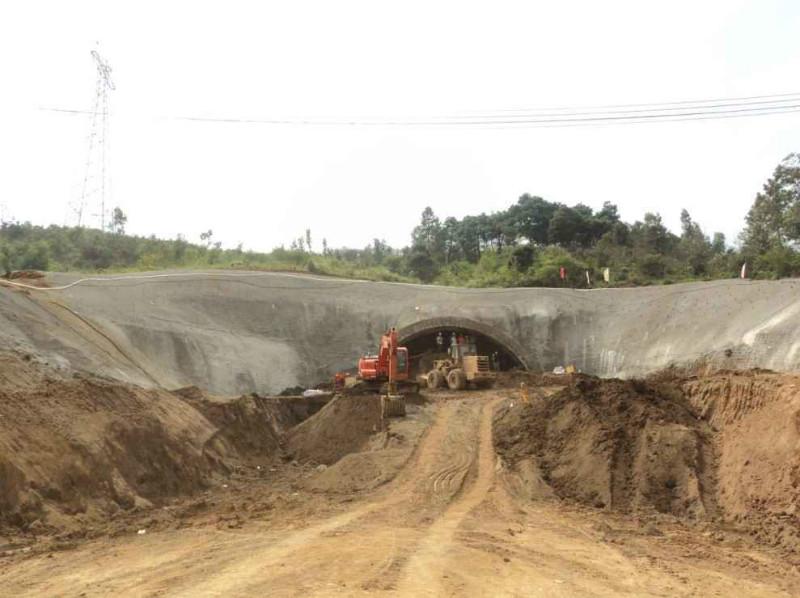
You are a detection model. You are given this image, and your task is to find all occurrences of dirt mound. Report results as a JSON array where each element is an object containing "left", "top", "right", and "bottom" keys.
[
  {"left": 284, "top": 394, "right": 385, "bottom": 465},
  {"left": 0, "top": 354, "right": 328, "bottom": 536},
  {"left": 496, "top": 371, "right": 800, "bottom": 559},
  {"left": 0, "top": 373, "right": 219, "bottom": 534},
  {"left": 495, "top": 375, "right": 716, "bottom": 518}
]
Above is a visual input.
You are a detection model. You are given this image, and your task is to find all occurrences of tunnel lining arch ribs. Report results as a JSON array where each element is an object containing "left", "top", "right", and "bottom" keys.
[{"left": 396, "top": 316, "right": 529, "bottom": 370}]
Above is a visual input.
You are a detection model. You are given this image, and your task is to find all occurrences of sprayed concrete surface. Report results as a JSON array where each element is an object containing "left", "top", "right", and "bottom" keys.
[{"left": 3, "top": 271, "right": 800, "bottom": 393}]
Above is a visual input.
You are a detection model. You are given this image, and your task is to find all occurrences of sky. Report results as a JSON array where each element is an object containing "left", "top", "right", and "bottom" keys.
[{"left": 1, "top": 0, "right": 799, "bottom": 252}]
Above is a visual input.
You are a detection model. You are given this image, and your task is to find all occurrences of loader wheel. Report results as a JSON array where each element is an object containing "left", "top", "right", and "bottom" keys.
[
  {"left": 447, "top": 369, "right": 467, "bottom": 390},
  {"left": 427, "top": 370, "right": 444, "bottom": 389}
]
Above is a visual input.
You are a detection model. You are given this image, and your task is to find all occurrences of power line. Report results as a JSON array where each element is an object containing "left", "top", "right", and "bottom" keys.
[
  {"left": 40, "top": 91, "right": 800, "bottom": 129},
  {"left": 432, "top": 95, "right": 800, "bottom": 120},
  {"left": 170, "top": 103, "right": 800, "bottom": 127},
  {"left": 478, "top": 90, "right": 800, "bottom": 113}
]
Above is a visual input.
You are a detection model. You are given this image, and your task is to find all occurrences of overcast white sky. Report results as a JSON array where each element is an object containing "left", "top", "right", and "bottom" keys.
[{"left": 1, "top": 1, "right": 799, "bottom": 251}]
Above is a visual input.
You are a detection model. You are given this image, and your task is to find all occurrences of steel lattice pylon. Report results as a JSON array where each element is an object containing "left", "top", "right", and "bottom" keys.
[{"left": 74, "top": 46, "right": 115, "bottom": 229}]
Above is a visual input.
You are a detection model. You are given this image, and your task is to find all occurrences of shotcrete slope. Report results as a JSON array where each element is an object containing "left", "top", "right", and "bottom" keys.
[{"left": 2, "top": 271, "right": 800, "bottom": 394}]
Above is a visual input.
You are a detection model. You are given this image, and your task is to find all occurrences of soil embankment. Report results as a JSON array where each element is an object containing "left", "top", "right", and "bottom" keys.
[
  {"left": 495, "top": 371, "right": 800, "bottom": 559},
  {"left": 0, "top": 352, "right": 330, "bottom": 538}
]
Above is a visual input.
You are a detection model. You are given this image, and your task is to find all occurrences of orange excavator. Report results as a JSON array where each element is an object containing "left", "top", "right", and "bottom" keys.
[{"left": 356, "top": 327, "right": 419, "bottom": 394}]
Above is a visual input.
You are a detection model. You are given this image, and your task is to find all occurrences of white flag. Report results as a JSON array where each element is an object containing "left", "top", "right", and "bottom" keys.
[
  {"left": 740, "top": 262, "right": 747, "bottom": 279},
  {"left": 585, "top": 270, "right": 591, "bottom": 286},
  {"left": 603, "top": 267, "right": 610, "bottom": 283}
]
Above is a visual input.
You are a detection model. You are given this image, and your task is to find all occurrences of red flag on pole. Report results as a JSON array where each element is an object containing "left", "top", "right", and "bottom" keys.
[{"left": 559, "top": 266, "right": 566, "bottom": 281}]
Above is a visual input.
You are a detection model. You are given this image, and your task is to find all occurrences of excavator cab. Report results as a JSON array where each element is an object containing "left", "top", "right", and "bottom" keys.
[
  {"left": 356, "top": 328, "right": 418, "bottom": 400},
  {"left": 395, "top": 347, "right": 408, "bottom": 376}
]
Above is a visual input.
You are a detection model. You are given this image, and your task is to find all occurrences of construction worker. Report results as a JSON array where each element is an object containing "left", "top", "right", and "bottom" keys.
[
  {"left": 450, "top": 332, "right": 458, "bottom": 359},
  {"left": 436, "top": 331, "right": 444, "bottom": 352}
]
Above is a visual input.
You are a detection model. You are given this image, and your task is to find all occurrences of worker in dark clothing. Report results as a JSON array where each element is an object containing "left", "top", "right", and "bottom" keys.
[{"left": 436, "top": 331, "right": 444, "bottom": 352}]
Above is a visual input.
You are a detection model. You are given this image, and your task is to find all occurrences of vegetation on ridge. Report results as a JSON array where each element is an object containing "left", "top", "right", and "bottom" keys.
[{"left": 1, "top": 153, "right": 799, "bottom": 288}]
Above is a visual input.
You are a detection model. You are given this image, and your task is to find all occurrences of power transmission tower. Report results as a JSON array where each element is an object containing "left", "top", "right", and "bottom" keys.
[{"left": 75, "top": 45, "right": 115, "bottom": 229}]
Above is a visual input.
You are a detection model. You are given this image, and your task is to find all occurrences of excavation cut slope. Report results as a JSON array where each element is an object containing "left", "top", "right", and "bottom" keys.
[
  {"left": 683, "top": 370, "right": 800, "bottom": 553},
  {"left": 495, "top": 375, "right": 716, "bottom": 518},
  {"left": 496, "top": 372, "right": 800, "bottom": 559},
  {"left": 8, "top": 272, "right": 800, "bottom": 394}
]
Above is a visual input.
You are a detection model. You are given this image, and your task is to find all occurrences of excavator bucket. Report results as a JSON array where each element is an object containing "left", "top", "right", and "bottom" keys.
[{"left": 381, "top": 394, "right": 406, "bottom": 418}]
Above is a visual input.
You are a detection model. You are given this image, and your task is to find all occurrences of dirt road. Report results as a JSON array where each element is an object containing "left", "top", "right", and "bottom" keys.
[{"left": 1, "top": 393, "right": 797, "bottom": 597}]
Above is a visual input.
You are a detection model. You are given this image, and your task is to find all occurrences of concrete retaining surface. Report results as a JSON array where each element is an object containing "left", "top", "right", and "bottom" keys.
[{"left": 2, "top": 271, "right": 800, "bottom": 394}]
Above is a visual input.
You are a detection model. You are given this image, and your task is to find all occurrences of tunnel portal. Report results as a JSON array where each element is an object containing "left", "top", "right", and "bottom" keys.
[{"left": 397, "top": 318, "right": 527, "bottom": 377}]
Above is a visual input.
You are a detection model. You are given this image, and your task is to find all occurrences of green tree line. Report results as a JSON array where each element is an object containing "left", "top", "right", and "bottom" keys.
[{"left": 1, "top": 153, "right": 799, "bottom": 287}]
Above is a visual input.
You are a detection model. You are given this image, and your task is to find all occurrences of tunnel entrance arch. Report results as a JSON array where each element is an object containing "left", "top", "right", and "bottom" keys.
[{"left": 396, "top": 317, "right": 529, "bottom": 375}]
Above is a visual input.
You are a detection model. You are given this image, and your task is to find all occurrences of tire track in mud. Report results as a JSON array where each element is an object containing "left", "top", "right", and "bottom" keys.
[
  {"left": 348, "top": 399, "right": 485, "bottom": 592},
  {"left": 165, "top": 399, "right": 469, "bottom": 597},
  {"left": 393, "top": 397, "right": 502, "bottom": 597},
  {"left": 3, "top": 397, "right": 492, "bottom": 597}
]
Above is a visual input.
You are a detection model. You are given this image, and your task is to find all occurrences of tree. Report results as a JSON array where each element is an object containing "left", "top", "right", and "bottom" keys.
[
  {"left": 200, "top": 229, "right": 213, "bottom": 248},
  {"left": 305, "top": 229, "right": 312, "bottom": 253},
  {"left": 509, "top": 244, "right": 535, "bottom": 272},
  {"left": 711, "top": 232, "right": 726, "bottom": 254},
  {"left": 456, "top": 215, "right": 482, "bottom": 263},
  {"left": 548, "top": 207, "right": 583, "bottom": 246},
  {"left": 596, "top": 201, "right": 620, "bottom": 224},
  {"left": 20, "top": 241, "right": 50, "bottom": 271},
  {"left": 638, "top": 254, "right": 667, "bottom": 278},
  {"left": 678, "top": 209, "right": 711, "bottom": 276},
  {"left": 741, "top": 153, "right": 800, "bottom": 252},
  {"left": 511, "top": 195, "right": 558, "bottom": 245},
  {"left": 110, "top": 207, "right": 127, "bottom": 234},
  {"left": 411, "top": 207, "right": 443, "bottom": 257},
  {"left": 756, "top": 244, "right": 800, "bottom": 278},
  {"left": 441, "top": 217, "right": 461, "bottom": 263},
  {"left": 408, "top": 248, "right": 439, "bottom": 282},
  {"left": 0, "top": 242, "right": 12, "bottom": 275},
  {"left": 633, "top": 212, "right": 674, "bottom": 254},
  {"left": 322, "top": 238, "right": 328, "bottom": 255},
  {"left": 372, "top": 238, "right": 389, "bottom": 263}
]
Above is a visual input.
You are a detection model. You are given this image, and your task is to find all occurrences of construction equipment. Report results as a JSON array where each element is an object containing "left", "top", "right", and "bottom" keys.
[
  {"left": 426, "top": 343, "right": 495, "bottom": 390},
  {"left": 357, "top": 327, "right": 418, "bottom": 400}
]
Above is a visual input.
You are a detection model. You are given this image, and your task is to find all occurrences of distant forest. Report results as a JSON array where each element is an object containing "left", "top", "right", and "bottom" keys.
[{"left": 1, "top": 153, "right": 799, "bottom": 288}]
